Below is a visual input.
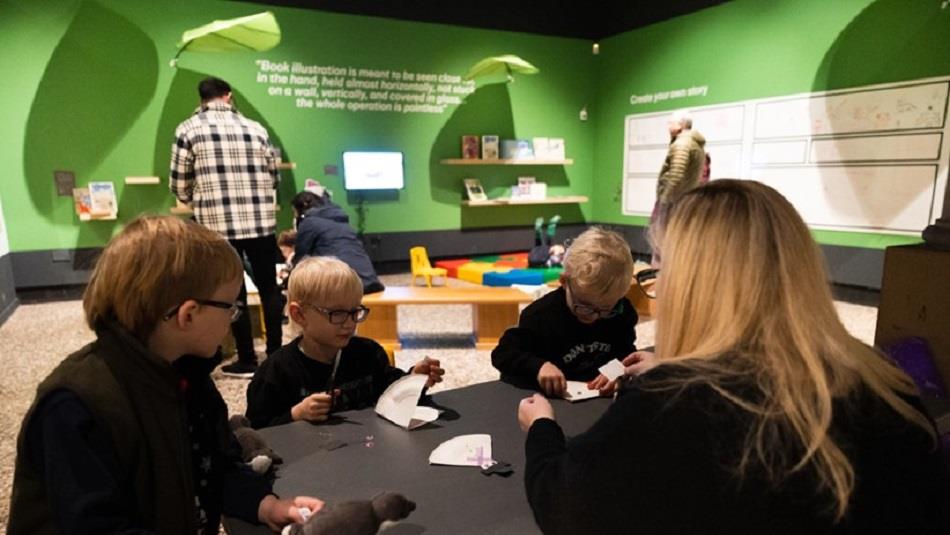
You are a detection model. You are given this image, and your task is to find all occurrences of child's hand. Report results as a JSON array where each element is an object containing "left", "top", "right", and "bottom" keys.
[
  {"left": 622, "top": 351, "right": 657, "bottom": 376},
  {"left": 413, "top": 356, "right": 445, "bottom": 388},
  {"left": 518, "top": 393, "right": 555, "bottom": 432},
  {"left": 536, "top": 362, "right": 567, "bottom": 397},
  {"left": 258, "top": 494, "right": 324, "bottom": 531},
  {"left": 586, "top": 374, "right": 617, "bottom": 396},
  {"left": 291, "top": 392, "right": 334, "bottom": 423}
]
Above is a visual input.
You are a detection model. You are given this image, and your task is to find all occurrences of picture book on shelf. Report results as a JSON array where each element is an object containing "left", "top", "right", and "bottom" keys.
[
  {"left": 89, "top": 181, "right": 118, "bottom": 218},
  {"left": 72, "top": 187, "right": 92, "bottom": 220},
  {"left": 461, "top": 135, "right": 480, "bottom": 159},
  {"left": 481, "top": 135, "right": 499, "bottom": 159},
  {"left": 463, "top": 178, "right": 487, "bottom": 201}
]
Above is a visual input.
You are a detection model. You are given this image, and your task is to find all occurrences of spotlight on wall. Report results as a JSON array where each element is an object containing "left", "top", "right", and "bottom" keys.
[{"left": 592, "top": 42, "right": 600, "bottom": 55}]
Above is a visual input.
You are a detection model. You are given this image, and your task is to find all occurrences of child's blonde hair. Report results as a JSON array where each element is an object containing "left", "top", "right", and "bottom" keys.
[
  {"left": 562, "top": 227, "right": 634, "bottom": 298},
  {"left": 277, "top": 229, "right": 296, "bottom": 248},
  {"left": 83, "top": 215, "right": 243, "bottom": 339},
  {"left": 288, "top": 256, "right": 363, "bottom": 312}
]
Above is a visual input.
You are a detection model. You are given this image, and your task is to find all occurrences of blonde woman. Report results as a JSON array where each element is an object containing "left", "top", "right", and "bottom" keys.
[{"left": 518, "top": 180, "right": 950, "bottom": 533}]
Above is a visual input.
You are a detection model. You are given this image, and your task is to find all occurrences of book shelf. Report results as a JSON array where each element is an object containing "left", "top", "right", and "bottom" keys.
[
  {"left": 441, "top": 158, "right": 573, "bottom": 165},
  {"left": 461, "top": 195, "right": 588, "bottom": 207}
]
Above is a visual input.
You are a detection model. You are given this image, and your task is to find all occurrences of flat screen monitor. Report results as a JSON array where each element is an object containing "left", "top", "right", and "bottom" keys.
[{"left": 342, "top": 151, "right": 405, "bottom": 190}]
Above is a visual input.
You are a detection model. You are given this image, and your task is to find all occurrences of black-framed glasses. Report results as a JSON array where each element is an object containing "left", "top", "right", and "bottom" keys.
[
  {"left": 162, "top": 299, "right": 244, "bottom": 322},
  {"left": 565, "top": 280, "right": 623, "bottom": 319},
  {"left": 308, "top": 304, "right": 370, "bottom": 325},
  {"left": 635, "top": 268, "right": 659, "bottom": 299}
]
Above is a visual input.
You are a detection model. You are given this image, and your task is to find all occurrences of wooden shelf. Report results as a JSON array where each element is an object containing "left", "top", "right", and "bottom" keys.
[
  {"left": 441, "top": 158, "right": 573, "bottom": 165},
  {"left": 124, "top": 176, "right": 161, "bottom": 185},
  {"left": 277, "top": 162, "right": 296, "bottom": 170},
  {"left": 462, "top": 195, "right": 588, "bottom": 207}
]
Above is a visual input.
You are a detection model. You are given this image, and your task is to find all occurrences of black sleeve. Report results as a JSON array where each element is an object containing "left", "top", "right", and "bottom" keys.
[
  {"left": 613, "top": 298, "right": 638, "bottom": 357},
  {"left": 523, "top": 386, "right": 679, "bottom": 534},
  {"left": 372, "top": 342, "right": 406, "bottom": 397},
  {"left": 23, "top": 389, "right": 156, "bottom": 535},
  {"left": 293, "top": 221, "right": 316, "bottom": 263},
  {"left": 245, "top": 360, "right": 297, "bottom": 429},
  {"left": 491, "top": 312, "right": 548, "bottom": 384},
  {"left": 220, "top": 430, "right": 273, "bottom": 524}
]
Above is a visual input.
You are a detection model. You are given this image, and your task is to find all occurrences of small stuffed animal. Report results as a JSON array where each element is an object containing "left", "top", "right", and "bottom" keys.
[
  {"left": 282, "top": 492, "right": 416, "bottom": 535},
  {"left": 228, "top": 415, "right": 283, "bottom": 474}
]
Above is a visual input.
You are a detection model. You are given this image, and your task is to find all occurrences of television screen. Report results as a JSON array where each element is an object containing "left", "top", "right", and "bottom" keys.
[{"left": 342, "top": 151, "right": 405, "bottom": 190}]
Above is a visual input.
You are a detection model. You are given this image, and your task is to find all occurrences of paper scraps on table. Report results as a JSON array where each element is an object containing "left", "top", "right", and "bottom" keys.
[
  {"left": 375, "top": 374, "right": 440, "bottom": 429},
  {"left": 429, "top": 434, "right": 494, "bottom": 468},
  {"left": 598, "top": 359, "right": 626, "bottom": 382},
  {"left": 562, "top": 380, "right": 601, "bottom": 402}
]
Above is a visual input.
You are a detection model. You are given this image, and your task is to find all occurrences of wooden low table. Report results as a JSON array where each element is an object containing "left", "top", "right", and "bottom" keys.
[{"left": 360, "top": 286, "right": 533, "bottom": 351}]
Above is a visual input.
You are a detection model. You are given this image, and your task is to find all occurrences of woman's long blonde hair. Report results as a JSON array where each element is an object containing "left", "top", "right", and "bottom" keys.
[{"left": 653, "top": 180, "right": 933, "bottom": 519}]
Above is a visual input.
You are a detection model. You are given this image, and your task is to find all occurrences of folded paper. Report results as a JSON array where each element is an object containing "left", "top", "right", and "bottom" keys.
[{"left": 375, "top": 374, "right": 439, "bottom": 429}]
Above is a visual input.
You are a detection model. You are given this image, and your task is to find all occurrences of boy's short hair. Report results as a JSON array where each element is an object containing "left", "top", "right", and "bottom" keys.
[
  {"left": 277, "top": 229, "right": 297, "bottom": 248},
  {"left": 562, "top": 227, "right": 634, "bottom": 299},
  {"left": 83, "top": 215, "right": 243, "bottom": 339},
  {"left": 288, "top": 256, "right": 363, "bottom": 310}
]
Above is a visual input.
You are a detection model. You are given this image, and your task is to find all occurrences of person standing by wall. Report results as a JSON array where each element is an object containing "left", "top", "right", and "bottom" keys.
[
  {"left": 650, "top": 109, "right": 705, "bottom": 266},
  {"left": 170, "top": 77, "right": 282, "bottom": 377}
]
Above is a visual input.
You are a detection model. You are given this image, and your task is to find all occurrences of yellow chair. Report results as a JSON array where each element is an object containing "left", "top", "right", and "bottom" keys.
[{"left": 410, "top": 246, "right": 448, "bottom": 287}]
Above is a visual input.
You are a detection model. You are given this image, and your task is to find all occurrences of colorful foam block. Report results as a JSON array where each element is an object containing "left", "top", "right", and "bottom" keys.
[
  {"left": 434, "top": 258, "right": 471, "bottom": 279},
  {"left": 457, "top": 262, "right": 511, "bottom": 285},
  {"left": 483, "top": 269, "right": 545, "bottom": 287}
]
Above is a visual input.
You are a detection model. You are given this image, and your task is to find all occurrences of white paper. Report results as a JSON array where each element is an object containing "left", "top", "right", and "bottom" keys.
[
  {"left": 562, "top": 380, "right": 600, "bottom": 402},
  {"left": 429, "top": 434, "right": 493, "bottom": 467},
  {"left": 375, "top": 374, "right": 439, "bottom": 429},
  {"left": 598, "top": 359, "right": 626, "bottom": 382}
]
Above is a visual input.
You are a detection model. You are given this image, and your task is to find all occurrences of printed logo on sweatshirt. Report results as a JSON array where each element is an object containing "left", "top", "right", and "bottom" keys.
[{"left": 562, "top": 341, "right": 611, "bottom": 364}]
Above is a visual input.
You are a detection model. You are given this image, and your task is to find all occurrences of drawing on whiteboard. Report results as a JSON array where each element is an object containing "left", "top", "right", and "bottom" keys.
[{"left": 622, "top": 78, "right": 950, "bottom": 234}]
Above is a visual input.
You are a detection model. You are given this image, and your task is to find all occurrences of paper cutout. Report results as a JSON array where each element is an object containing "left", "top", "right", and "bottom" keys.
[
  {"left": 598, "top": 359, "right": 626, "bottom": 382},
  {"left": 375, "top": 374, "right": 439, "bottom": 429},
  {"left": 562, "top": 380, "right": 600, "bottom": 402},
  {"left": 429, "top": 434, "right": 493, "bottom": 468}
]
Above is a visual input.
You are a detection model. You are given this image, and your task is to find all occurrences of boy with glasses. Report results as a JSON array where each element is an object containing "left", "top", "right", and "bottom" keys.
[
  {"left": 245, "top": 256, "right": 444, "bottom": 429},
  {"left": 9, "top": 216, "right": 322, "bottom": 534},
  {"left": 492, "top": 228, "right": 639, "bottom": 397}
]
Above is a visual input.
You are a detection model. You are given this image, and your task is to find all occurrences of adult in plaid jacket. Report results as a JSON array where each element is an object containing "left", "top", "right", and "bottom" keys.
[{"left": 170, "top": 77, "right": 283, "bottom": 376}]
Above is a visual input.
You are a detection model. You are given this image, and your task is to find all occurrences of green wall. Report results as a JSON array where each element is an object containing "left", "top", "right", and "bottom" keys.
[
  {"left": 0, "top": 0, "right": 594, "bottom": 253},
  {"left": 590, "top": 0, "right": 950, "bottom": 249},
  {"left": 3, "top": 0, "right": 949, "bottom": 256}
]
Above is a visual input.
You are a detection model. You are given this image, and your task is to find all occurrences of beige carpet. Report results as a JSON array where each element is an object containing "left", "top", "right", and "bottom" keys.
[{"left": 0, "top": 272, "right": 878, "bottom": 529}]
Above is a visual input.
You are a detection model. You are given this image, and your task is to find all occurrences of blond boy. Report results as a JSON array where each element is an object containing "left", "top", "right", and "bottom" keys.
[
  {"left": 492, "top": 227, "right": 638, "bottom": 397},
  {"left": 9, "top": 215, "right": 321, "bottom": 534},
  {"left": 246, "top": 256, "right": 444, "bottom": 428}
]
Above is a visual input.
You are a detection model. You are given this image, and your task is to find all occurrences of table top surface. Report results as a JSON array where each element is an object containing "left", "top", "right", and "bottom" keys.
[
  {"left": 224, "top": 381, "right": 611, "bottom": 534},
  {"left": 362, "top": 286, "right": 534, "bottom": 305}
]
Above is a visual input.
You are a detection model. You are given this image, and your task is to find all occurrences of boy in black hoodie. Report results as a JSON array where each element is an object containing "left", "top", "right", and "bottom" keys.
[{"left": 492, "top": 227, "right": 638, "bottom": 397}]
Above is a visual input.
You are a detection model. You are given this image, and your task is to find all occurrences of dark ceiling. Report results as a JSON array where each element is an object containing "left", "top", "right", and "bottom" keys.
[{"left": 240, "top": 0, "right": 731, "bottom": 40}]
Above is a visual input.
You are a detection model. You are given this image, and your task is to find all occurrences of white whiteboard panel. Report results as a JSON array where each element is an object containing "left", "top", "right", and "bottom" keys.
[
  {"left": 706, "top": 144, "right": 743, "bottom": 178},
  {"left": 754, "top": 82, "right": 948, "bottom": 139},
  {"left": 691, "top": 105, "right": 745, "bottom": 142},
  {"left": 626, "top": 114, "right": 673, "bottom": 146},
  {"left": 626, "top": 148, "right": 668, "bottom": 173},
  {"left": 753, "top": 140, "right": 808, "bottom": 164},
  {"left": 623, "top": 178, "right": 657, "bottom": 215},
  {"left": 809, "top": 133, "right": 942, "bottom": 163},
  {"left": 752, "top": 165, "right": 936, "bottom": 231}
]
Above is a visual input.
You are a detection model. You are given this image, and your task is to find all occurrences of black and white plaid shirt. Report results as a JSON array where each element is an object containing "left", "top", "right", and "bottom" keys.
[{"left": 169, "top": 101, "right": 279, "bottom": 240}]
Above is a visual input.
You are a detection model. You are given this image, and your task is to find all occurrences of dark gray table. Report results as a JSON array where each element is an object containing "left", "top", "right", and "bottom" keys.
[{"left": 224, "top": 381, "right": 611, "bottom": 534}]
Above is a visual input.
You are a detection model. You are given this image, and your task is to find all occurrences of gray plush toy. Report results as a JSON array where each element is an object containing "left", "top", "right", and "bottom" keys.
[
  {"left": 228, "top": 415, "right": 283, "bottom": 474},
  {"left": 282, "top": 492, "right": 416, "bottom": 535}
]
